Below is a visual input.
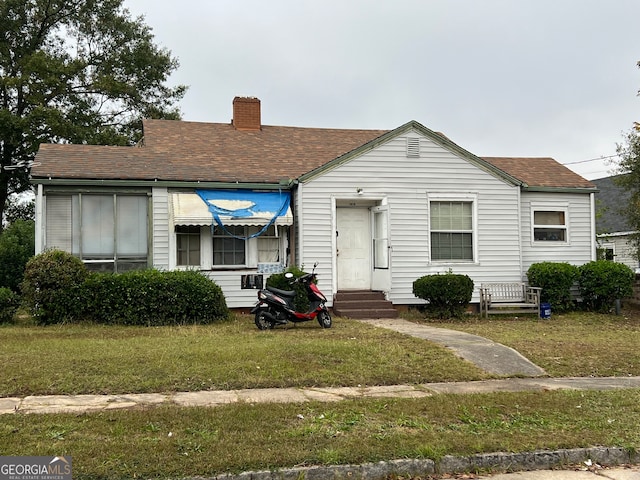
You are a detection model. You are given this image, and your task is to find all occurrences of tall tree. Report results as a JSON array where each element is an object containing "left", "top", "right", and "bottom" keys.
[
  {"left": 613, "top": 60, "right": 640, "bottom": 258},
  {"left": 0, "top": 0, "right": 186, "bottom": 227}
]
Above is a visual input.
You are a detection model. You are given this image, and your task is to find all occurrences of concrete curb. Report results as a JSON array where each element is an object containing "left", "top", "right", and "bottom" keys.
[{"left": 202, "top": 447, "right": 640, "bottom": 479}]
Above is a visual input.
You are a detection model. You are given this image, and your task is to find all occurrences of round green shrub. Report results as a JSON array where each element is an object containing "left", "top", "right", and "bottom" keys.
[
  {"left": 21, "top": 249, "right": 88, "bottom": 324},
  {"left": 0, "top": 220, "right": 35, "bottom": 292},
  {"left": 578, "top": 260, "right": 634, "bottom": 313},
  {"left": 526, "top": 262, "right": 579, "bottom": 312},
  {"left": 0, "top": 287, "right": 19, "bottom": 323},
  {"left": 412, "top": 271, "right": 474, "bottom": 319}
]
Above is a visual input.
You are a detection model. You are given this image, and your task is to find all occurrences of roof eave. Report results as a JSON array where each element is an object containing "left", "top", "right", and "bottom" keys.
[
  {"left": 522, "top": 186, "right": 599, "bottom": 194},
  {"left": 31, "top": 177, "right": 294, "bottom": 190}
]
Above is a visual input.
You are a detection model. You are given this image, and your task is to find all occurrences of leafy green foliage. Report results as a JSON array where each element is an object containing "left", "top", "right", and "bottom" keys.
[
  {"left": 20, "top": 250, "right": 229, "bottom": 325},
  {"left": 0, "top": 219, "right": 34, "bottom": 291},
  {"left": 614, "top": 127, "right": 640, "bottom": 260},
  {"left": 527, "top": 262, "right": 579, "bottom": 312},
  {"left": 413, "top": 272, "right": 474, "bottom": 319},
  {"left": 81, "top": 270, "right": 229, "bottom": 325},
  {"left": 266, "top": 266, "right": 310, "bottom": 312},
  {"left": 0, "top": 0, "right": 186, "bottom": 222},
  {"left": 0, "top": 287, "right": 18, "bottom": 323},
  {"left": 578, "top": 260, "right": 634, "bottom": 312},
  {"left": 21, "top": 249, "right": 88, "bottom": 324}
]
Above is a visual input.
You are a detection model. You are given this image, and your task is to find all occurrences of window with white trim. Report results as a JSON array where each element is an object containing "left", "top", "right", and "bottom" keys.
[
  {"left": 257, "top": 225, "right": 280, "bottom": 263},
  {"left": 533, "top": 210, "right": 567, "bottom": 242},
  {"left": 176, "top": 226, "right": 201, "bottom": 266},
  {"left": 212, "top": 225, "right": 246, "bottom": 266},
  {"left": 44, "top": 193, "right": 148, "bottom": 272},
  {"left": 430, "top": 201, "right": 474, "bottom": 261}
]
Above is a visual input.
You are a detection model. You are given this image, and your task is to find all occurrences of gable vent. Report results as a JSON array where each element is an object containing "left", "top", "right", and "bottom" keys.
[{"left": 406, "top": 137, "right": 420, "bottom": 157}]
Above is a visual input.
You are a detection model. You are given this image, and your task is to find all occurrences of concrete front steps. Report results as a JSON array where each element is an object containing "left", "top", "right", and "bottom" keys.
[{"left": 333, "top": 290, "right": 398, "bottom": 319}]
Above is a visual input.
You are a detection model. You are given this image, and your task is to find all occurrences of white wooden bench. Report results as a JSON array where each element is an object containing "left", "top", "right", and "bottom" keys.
[{"left": 479, "top": 282, "right": 542, "bottom": 318}]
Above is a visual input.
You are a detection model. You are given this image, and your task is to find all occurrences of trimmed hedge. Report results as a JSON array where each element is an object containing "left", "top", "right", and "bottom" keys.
[
  {"left": 526, "top": 262, "right": 579, "bottom": 313},
  {"left": 82, "top": 269, "right": 229, "bottom": 325},
  {"left": 413, "top": 271, "right": 474, "bottom": 319},
  {"left": 20, "top": 250, "right": 229, "bottom": 325},
  {"left": 0, "top": 287, "right": 19, "bottom": 323},
  {"left": 578, "top": 260, "right": 634, "bottom": 313}
]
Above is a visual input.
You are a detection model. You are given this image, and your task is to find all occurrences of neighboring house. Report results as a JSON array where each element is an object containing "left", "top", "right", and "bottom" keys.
[
  {"left": 32, "top": 96, "right": 597, "bottom": 310},
  {"left": 593, "top": 175, "right": 639, "bottom": 270}
]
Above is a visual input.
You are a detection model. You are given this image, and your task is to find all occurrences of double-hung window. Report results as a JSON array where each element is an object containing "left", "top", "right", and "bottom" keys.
[
  {"left": 532, "top": 209, "right": 567, "bottom": 242},
  {"left": 213, "top": 225, "right": 246, "bottom": 266},
  {"left": 430, "top": 200, "right": 474, "bottom": 262},
  {"left": 176, "top": 226, "right": 201, "bottom": 266}
]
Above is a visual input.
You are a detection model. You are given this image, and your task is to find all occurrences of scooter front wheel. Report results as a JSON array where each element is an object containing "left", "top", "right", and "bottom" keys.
[
  {"left": 255, "top": 311, "right": 274, "bottom": 330},
  {"left": 317, "top": 310, "right": 332, "bottom": 329}
]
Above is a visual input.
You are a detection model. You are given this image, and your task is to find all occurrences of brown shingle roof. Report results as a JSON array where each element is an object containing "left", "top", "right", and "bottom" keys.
[
  {"left": 32, "top": 119, "right": 594, "bottom": 190},
  {"left": 482, "top": 157, "right": 595, "bottom": 189},
  {"left": 32, "top": 120, "right": 389, "bottom": 184}
]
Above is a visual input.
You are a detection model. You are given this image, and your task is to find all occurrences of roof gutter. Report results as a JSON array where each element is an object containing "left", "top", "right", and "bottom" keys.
[
  {"left": 31, "top": 178, "right": 295, "bottom": 190},
  {"left": 522, "top": 186, "right": 599, "bottom": 194}
]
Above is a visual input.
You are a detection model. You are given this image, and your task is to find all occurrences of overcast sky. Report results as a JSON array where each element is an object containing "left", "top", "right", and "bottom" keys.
[{"left": 125, "top": 0, "right": 640, "bottom": 180}]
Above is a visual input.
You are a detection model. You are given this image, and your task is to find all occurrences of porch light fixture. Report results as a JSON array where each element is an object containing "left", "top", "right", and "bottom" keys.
[{"left": 356, "top": 188, "right": 364, "bottom": 195}]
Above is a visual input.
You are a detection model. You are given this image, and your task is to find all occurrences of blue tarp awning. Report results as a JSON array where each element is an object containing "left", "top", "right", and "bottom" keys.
[{"left": 171, "top": 190, "right": 292, "bottom": 229}]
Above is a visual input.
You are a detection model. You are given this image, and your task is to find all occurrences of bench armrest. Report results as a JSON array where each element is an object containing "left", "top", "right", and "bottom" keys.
[{"left": 525, "top": 286, "right": 542, "bottom": 304}]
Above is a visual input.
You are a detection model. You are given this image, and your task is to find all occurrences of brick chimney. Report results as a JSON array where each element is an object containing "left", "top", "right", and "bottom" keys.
[{"left": 232, "top": 96, "right": 261, "bottom": 131}]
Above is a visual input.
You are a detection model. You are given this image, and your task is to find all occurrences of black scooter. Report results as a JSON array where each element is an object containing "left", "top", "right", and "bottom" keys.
[{"left": 250, "top": 263, "right": 332, "bottom": 329}]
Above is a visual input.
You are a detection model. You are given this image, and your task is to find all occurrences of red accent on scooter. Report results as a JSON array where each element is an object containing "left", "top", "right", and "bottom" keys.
[{"left": 250, "top": 262, "right": 332, "bottom": 329}]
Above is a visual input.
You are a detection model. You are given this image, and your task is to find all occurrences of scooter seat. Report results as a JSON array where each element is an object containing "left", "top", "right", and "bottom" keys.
[{"left": 266, "top": 286, "right": 296, "bottom": 298}]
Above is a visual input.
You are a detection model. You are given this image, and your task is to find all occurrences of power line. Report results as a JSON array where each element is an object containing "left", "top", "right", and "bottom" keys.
[{"left": 563, "top": 154, "right": 620, "bottom": 165}]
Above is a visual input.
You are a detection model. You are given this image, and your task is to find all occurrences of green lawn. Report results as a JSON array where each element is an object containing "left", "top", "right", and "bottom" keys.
[
  {"left": 2, "top": 311, "right": 640, "bottom": 479},
  {"left": 0, "top": 316, "right": 489, "bottom": 397}
]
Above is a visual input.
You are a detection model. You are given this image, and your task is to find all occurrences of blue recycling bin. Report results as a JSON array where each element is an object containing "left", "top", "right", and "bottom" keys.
[{"left": 540, "top": 302, "right": 551, "bottom": 319}]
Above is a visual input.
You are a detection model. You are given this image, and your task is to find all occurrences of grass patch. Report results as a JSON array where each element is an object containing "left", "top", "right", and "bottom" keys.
[
  {"left": 1, "top": 389, "right": 639, "bottom": 478},
  {"left": 415, "top": 310, "right": 640, "bottom": 377},
  {"left": 0, "top": 316, "right": 489, "bottom": 397}
]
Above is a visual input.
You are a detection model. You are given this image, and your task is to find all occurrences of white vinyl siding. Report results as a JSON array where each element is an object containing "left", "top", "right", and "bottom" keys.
[
  {"left": 152, "top": 187, "right": 170, "bottom": 269},
  {"left": 296, "top": 130, "right": 524, "bottom": 305},
  {"left": 521, "top": 192, "right": 594, "bottom": 270}
]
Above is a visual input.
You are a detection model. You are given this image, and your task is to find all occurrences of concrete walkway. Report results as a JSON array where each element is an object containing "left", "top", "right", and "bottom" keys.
[
  {"left": 3, "top": 376, "right": 640, "bottom": 415},
  {"left": 359, "top": 317, "right": 547, "bottom": 376}
]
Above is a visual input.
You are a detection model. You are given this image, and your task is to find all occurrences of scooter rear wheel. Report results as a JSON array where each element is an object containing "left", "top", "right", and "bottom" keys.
[
  {"left": 255, "top": 311, "right": 274, "bottom": 330},
  {"left": 317, "top": 310, "right": 332, "bottom": 328}
]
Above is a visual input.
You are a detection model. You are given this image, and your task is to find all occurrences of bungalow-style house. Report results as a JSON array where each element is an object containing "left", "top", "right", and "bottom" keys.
[
  {"left": 32, "top": 96, "right": 597, "bottom": 313},
  {"left": 593, "top": 175, "right": 639, "bottom": 271}
]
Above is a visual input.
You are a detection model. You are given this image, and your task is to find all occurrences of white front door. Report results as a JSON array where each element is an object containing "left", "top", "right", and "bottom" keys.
[{"left": 337, "top": 207, "right": 371, "bottom": 290}]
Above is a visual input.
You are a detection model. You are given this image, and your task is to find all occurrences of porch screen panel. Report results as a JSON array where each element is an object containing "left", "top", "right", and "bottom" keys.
[
  {"left": 116, "top": 196, "right": 148, "bottom": 255},
  {"left": 45, "top": 196, "right": 72, "bottom": 251},
  {"left": 81, "top": 195, "right": 114, "bottom": 256}
]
